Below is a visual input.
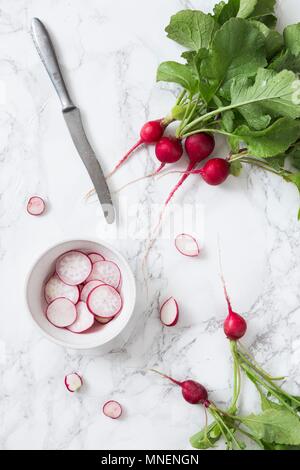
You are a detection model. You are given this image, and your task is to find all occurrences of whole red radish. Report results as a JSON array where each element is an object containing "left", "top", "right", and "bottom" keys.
[
  {"left": 224, "top": 312, "right": 247, "bottom": 341},
  {"left": 200, "top": 158, "right": 230, "bottom": 186},
  {"left": 155, "top": 137, "right": 183, "bottom": 164},
  {"left": 141, "top": 120, "right": 166, "bottom": 143},
  {"left": 107, "top": 119, "right": 167, "bottom": 178},
  {"left": 151, "top": 370, "right": 210, "bottom": 406},
  {"left": 164, "top": 133, "right": 215, "bottom": 206},
  {"left": 185, "top": 133, "right": 215, "bottom": 163},
  {"left": 221, "top": 274, "right": 247, "bottom": 341}
]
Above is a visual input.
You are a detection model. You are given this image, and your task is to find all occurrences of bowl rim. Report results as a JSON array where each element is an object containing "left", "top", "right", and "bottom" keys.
[{"left": 24, "top": 238, "right": 136, "bottom": 350}]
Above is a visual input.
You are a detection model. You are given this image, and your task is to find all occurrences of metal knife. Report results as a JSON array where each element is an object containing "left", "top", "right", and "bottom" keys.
[{"left": 31, "top": 17, "right": 115, "bottom": 224}]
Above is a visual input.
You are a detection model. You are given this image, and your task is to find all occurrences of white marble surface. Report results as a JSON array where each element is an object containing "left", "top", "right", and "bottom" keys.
[{"left": 1, "top": 0, "right": 300, "bottom": 450}]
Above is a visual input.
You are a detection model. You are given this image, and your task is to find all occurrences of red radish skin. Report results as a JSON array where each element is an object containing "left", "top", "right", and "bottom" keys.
[
  {"left": 155, "top": 137, "right": 183, "bottom": 164},
  {"left": 107, "top": 120, "right": 167, "bottom": 178},
  {"left": 151, "top": 370, "right": 210, "bottom": 406},
  {"left": 185, "top": 133, "right": 215, "bottom": 163},
  {"left": 86, "top": 260, "right": 121, "bottom": 289},
  {"left": 88, "top": 253, "right": 105, "bottom": 264},
  {"left": 160, "top": 297, "right": 179, "bottom": 327},
  {"left": 87, "top": 284, "right": 122, "bottom": 318},
  {"left": 27, "top": 196, "right": 45, "bottom": 216},
  {"left": 80, "top": 280, "right": 104, "bottom": 302},
  {"left": 103, "top": 400, "right": 123, "bottom": 419},
  {"left": 200, "top": 158, "right": 230, "bottom": 186},
  {"left": 221, "top": 273, "right": 247, "bottom": 341},
  {"left": 163, "top": 133, "right": 215, "bottom": 206},
  {"left": 65, "top": 373, "right": 83, "bottom": 392},
  {"left": 224, "top": 312, "right": 247, "bottom": 341},
  {"left": 175, "top": 234, "right": 200, "bottom": 257},
  {"left": 46, "top": 297, "right": 77, "bottom": 328},
  {"left": 67, "top": 301, "right": 95, "bottom": 333},
  {"left": 56, "top": 251, "right": 92, "bottom": 286},
  {"left": 44, "top": 274, "right": 80, "bottom": 304}
]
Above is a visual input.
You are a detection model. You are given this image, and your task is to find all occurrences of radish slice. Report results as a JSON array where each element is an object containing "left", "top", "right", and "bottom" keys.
[
  {"left": 44, "top": 275, "right": 79, "bottom": 304},
  {"left": 46, "top": 298, "right": 77, "bottom": 328},
  {"left": 65, "top": 373, "right": 83, "bottom": 392},
  {"left": 67, "top": 301, "right": 95, "bottom": 333},
  {"left": 86, "top": 260, "right": 121, "bottom": 288},
  {"left": 95, "top": 316, "right": 113, "bottom": 324},
  {"left": 56, "top": 251, "right": 92, "bottom": 286},
  {"left": 80, "top": 280, "right": 104, "bottom": 302},
  {"left": 27, "top": 196, "right": 45, "bottom": 216},
  {"left": 160, "top": 297, "right": 179, "bottom": 327},
  {"left": 103, "top": 400, "right": 122, "bottom": 419},
  {"left": 88, "top": 252, "right": 105, "bottom": 263},
  {"left": 87, "top": 285, "right": 122, "bottom": 318},
  {"left": 175, "top": 234, "right": 200, "bottom": 257}
]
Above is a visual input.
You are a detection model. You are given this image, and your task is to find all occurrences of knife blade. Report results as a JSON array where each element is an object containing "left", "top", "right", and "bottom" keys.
[{"left": 31, "top": 17, "right": 115, "bottom": 224}]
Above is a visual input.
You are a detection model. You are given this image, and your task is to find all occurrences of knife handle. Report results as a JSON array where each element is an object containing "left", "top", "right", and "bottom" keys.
[{"left": 31, "top": 18, "right": 74, "bottom": 111}]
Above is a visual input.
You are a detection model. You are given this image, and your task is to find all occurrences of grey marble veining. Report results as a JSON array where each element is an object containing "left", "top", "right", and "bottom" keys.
[{"left": 0, "top": 0, "right": 300, "bottom": 450}]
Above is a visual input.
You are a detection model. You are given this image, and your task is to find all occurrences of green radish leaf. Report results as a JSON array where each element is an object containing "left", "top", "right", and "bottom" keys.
[
  {"left": 258, "top": 389, "right": 284, "bottom": 412},
  {"left": 250, "top": 0, "right": 276, "bottom": 20},
  {"left": 269, "top": 49, "right": 300, "bottom": 73},
  {"left": 230, "top": 160, "right": 243, "bottom": 176},
  {"left": 190, "top": 422, "right": 222, "bottom": 449},
  {"left": 213, "top": 1, "right": 226, "bottom": 20},
  {"left": 232, "top": 118, "right": 300, "bottom": 158},
  {"left": 213, "top": 0, "right": 240, "bottom": 25},
  {"left": 182, "top": 49, "right": 218, "bottom": 103},
  {"left": 230, "top": 68, "right": 300, "bottom": 124},
  {"left": 165, "top": 10, "right": 218, "bottom": 51},
  {"left": 157, "top": 61, "right": 198, "bottom": 94},
  {"left": 284, "top": 24, "right": 300, "bottom": 56},
  {"left": 222, "top": 110, "right": 236, "bottom": 132},
  {"left": 265, "top": 154, "right": 286, "bottom": 171},
  {"left": 238, "top": 0, "right": 277, "bottom": 27},
  {"left": 201, "top": 18, "right": 267, "bottom": 89},
  {"left": 288, "top": 145, "right": 300, "bottom": 170},
  {"left": 252, "top": 20, "right": 283, "bottom": 59},
  {"left": 262, "top": 441, "right": 300, "bottom": 450},
  {"left": 243, "top": 409, "right": 300, "bottom": 445},
  {"left": 260, "top": 15, "right": 277, "bottom": 29},
  {"left": 238, "top": 0, "right": 258, "bottom": 19}
]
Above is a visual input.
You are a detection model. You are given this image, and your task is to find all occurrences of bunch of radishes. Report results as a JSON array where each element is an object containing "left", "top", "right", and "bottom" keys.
[
  {"left": 44, "top": 250, "right": 122, "bottom": 333},
  {"left": 109, "top": 119, "right": 230, "bottom": 209}
]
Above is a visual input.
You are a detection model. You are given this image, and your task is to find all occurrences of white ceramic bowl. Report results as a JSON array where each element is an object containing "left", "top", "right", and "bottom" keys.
[{"left": 25, "top": 239, "right": 136, "bottom": 350}]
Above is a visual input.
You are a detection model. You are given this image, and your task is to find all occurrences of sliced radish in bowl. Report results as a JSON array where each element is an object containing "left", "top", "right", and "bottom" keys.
[
  {"left": 80, "top": 280, "right": 104, "bottom": 303},
  {"left": 27, "top": 196, "right": 45, "bottom": 216},
  {"left": 88, "top": 252, "right": 105, "bottom": 263},
  {"left": 65, "top": 373, "right": 83, "bottom": 392},
  {"left": 56, "top": 251, "right": 92, "bottom": 286},
  {"left": 87, "top": 284, "right": 122, "bottom": 318},
  {"left": 46, "top": 297, "right": 77, "bottom": 328},
  {"left": 160, "top": 297, "right": 179, "bottom": 327},
  {"left": 44, "top": 275, "right": 79, "bottom": 304},
  {"left": 67, "top": 301, "right": 95, "bottom": 333},
  {"left": 175, "top": 234, "right": 200, "bottom": 257},
  {"left": 95, "top": 316, "right": 113, "bottom": 324},
  {"left": 86, "top": 260, "right": 121, "bottom": 288},
  {"left": 103, "top": 400, "right": 122, "bottom": 419}
]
